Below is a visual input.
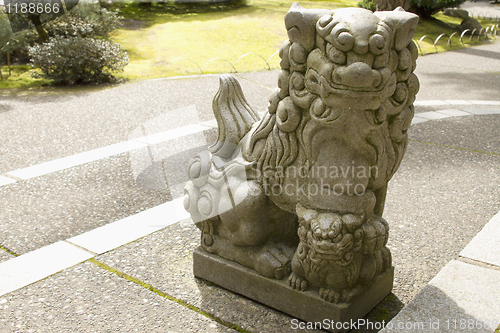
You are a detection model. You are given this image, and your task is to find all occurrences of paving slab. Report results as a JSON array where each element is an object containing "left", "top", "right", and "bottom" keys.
[
  {"left": 0, "top": 261, "right": 235, "bottom": 332},
  {"left": 0, "top": 250, "right": 14, "bottom": 264},
  {"left": 380, "top": 260, "right": 500, "bottom": 333},
  {"left": 414, "top": 41, "right": 500, "bottom": 101},
  {"left": 383, "top": 130, "right": 500, "bottom": 304},
  {"left": 464, "top": 107, "right": 500, "bottom": 115},
  {"left": 460, "top": 211, "right": 500, "bottom": 267},
  {"left": 415, "top": 66, "right": 500, "bottom": 102},
  {"left": 68, "top": 197, "right": 189, "bottom": 255},
  {"left": 0, "top": 241, "right": 93, "bottom": 296},
  {"left": 408, "top": 114, "right": 500, "bottom": 154},
  {"left": 97, "top": 221, "right": 323, "bottom": 333},
  {"left": 414, "top": 104, "right": 499, "bottom": 113},
  {"left": 0, "top": 176, "right": 16, "bottom": 187},
  {"left": 415, "top": 111, "right": 451, "bottom": 120},
  {"left": 443, "top": 100, "right": 473, "bottom": 106},
  {"left": 436, "top": 109, "right": 472, "bottom": 117},
  {"left": 6, "top": 141, "right": 147, "bottom": 180},
  {"left": 0, "top": 74, "right": 272, "bottom": 175},
  {"left": 0, "top": 153, "right": 170, "bottom": 255},
  {"left": 410, "top": 116, "right": 430, "bottom": 124}
]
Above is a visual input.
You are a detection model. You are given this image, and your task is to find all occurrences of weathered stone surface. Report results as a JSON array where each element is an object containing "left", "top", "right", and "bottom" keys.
[
  {"left": 380, "top": 260, "right": 500, "bottom": 333},
  {"left": 459, "top": 17, "right": 484, "bottom": 33},
  {"left": 0, "top": 261, "right": 235, "bottom": 332},
  {"left": 194, "top": 247, "right": 394, "bottom": 333},
  {"left": 443, "top": 8, "right": 469, "bottom": 19},
  {"left": 0, "top": 251, "right": 14, "bottom": 264},
  {"left": 376, "top": 0, "right": 410, "bottom": 11},
  {"left": 460, "top": 211, "right": 500, "bottom": 267},
  {"left": 184, "top": 3, "right": 419, "bottom": 323}
]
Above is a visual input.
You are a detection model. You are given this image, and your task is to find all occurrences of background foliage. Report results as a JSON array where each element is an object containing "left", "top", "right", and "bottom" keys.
[
  {"left": 409, "top": 0, "right": 467, "bottom": 19},
  {"left": 29, "top": 36, "right": 128, "bottom": 85},
  {"left": 1, "top": 0, "right": 122, "bottom": 62}
]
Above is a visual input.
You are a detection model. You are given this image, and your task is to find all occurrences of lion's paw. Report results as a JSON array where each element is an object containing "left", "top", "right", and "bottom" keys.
[
  {"left": 289, "top": 272, "right": 309, "bottom": 291},
  {"left": 319, "top": 287, "right": 342, "bottom": 304},
  {"left": 342, "top": 284, "right": 364, "bottom": 303},
  {"left": 254, "top": 242, "right": 294, "bottom": 280}
]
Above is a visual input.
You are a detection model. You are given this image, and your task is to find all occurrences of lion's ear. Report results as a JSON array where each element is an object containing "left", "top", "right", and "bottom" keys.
[
  {"left": 375, "top": 9, "right": 419, "bottom": 51},
  {"left": 284, "top": 3, "right": 331, "bottom": 52}
]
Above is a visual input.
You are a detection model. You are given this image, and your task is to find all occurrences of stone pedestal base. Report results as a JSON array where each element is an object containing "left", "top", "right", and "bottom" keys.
[{"left": 193, "top": 247, "right": 394, "bottom": 333}]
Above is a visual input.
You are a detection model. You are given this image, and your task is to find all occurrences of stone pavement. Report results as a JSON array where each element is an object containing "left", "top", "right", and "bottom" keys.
[{"left": 0, "top": 38, "right": 499, "bottom": 333}]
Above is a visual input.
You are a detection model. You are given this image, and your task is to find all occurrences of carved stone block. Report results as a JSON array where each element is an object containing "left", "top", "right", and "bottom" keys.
[{"left": 184, "top": 3, "right": 419, "bottom": 327}]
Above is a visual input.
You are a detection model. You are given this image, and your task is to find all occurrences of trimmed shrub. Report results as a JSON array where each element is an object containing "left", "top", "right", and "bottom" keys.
[
  {"left": 409, "top": 0, "right": 466, "bottom": 19},
  {"left": 358, "top": 0, "right": 377, "bottom": 12},
  {"left": 29, "top": 36, "right": 128, "bottom": 85},
  {"left": 0, "top": 10, "right": 13, "bottom": 48},
  {"left": 48, "top": 1, "right": 122, "bottom": 38},
  {"left": 1, "top": 0, "right": 122, "bottom": 63},
  {"left": 0, "top": 9, "right": 14, "bottom": 63}
]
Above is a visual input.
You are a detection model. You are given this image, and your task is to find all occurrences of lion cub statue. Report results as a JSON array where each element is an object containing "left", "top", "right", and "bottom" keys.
[{"left": 184, "top": 3, "right": 418, "bottom": 304}]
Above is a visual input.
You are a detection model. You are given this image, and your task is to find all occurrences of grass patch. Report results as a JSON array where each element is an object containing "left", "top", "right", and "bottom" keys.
[
  {"left": 413, "top": 13, "right": 499, "bottom": 55},
  {"left": 0, "top": 244, "right": 19, "bottom": 257},
  {"left": 110, "top": 0, "right": 358, "bottom": 80},
  {"left": 89, "top": 258, "right": 251, "bottom": 332},
  {"left": 1, "top": 0, "right": 498, "bottom": 89},
  {"left": 0, "top": 65, "right": 51, "bottom": 89},
  {"left": 111, "top": 1, "right": 499, "bottom": 80}
]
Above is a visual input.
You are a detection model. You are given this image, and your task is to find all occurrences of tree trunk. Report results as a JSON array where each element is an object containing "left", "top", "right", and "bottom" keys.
[
  {"left": 28, "top": 14, "right": 49, "bottom": 43},
  {"left": 7, "top": 52, "right": 11, "bottom": 76}
]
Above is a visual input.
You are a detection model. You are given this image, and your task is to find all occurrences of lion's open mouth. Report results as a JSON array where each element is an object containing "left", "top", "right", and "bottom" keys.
[
  {"left": 308, "top": 233, "right": 353, "bottom": 257},
  {"left": 321, "top": 66, "right": 395, "bottom": 94}
]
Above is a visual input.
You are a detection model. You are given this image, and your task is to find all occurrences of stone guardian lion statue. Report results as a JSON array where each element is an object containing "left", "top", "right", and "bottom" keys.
[{"left": 184, "top": 4, "right": 419, "bottom": 304}]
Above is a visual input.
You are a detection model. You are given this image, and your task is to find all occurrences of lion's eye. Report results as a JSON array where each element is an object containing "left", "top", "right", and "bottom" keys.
[
  {"left": 305, "top": 69, "right": 321, "bottom": 93},
  {"left": 369, "top": 34, "right": 386, "bottom": 55},
  {"left": 326, "top": 43, "right": 346, "bottom": 65},
  {"left": 335, "top": 31, "right": 354, "bottom": 52},
  {"left": 318, "top": 14, "right": 333, "bottom": 28},
  {"left": 309, "top": 74, "right": 319, "bottom": 85}
]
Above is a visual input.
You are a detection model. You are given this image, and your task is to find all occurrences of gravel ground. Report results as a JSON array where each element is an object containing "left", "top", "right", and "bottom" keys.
[{"left": 0, "top": 261, "right": 235, "bottom": 333}]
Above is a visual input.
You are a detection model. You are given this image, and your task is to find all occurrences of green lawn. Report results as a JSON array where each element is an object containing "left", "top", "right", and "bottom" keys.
[
  {"left": 0, "top": 65, "right": 51, "bottom": 89},
  {"left": 413, "top": 13, "right": 498, "bottom": 55},
  {"left": 1, "top": 0, "right": 498, "bottom": 88},
  {"left": 110, "top": 0, "right": 358, "bottom": 80},
  {"left": 109, "top": 0, "right": 499, "bottom": 80}
]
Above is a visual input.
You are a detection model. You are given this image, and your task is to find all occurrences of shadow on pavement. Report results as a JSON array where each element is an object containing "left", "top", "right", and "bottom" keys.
[
  {"left": 452, "top": 47, "right": 500, "bottom": 60},
  {"left": 419, "top": 72, "right": 500, "bottom": 99},
  {"left": 374, "top": 284, "right": 497, "bottom": 333}
]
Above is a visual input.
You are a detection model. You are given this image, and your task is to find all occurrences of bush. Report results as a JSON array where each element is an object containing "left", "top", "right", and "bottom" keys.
[
  {"left": 409, "top": 0, "right": 467, "bottom": 19},
  {"left": 358, "top": 0, "right": 377, "bottom": 12},
  {"left": 48, "top": 1, "right": 122, "bottom": 38},
  {"left": 1, "top": 0, "right": 122, "bottom": 63},
  {"left": 0, "top": 10, "right": 13, "bottom": 47},
  {"left": 29, "top": 36, "right": 128, "bottom": 85},
  {"left": 0, "top": 9, "right": 14, "bottom": 63}
]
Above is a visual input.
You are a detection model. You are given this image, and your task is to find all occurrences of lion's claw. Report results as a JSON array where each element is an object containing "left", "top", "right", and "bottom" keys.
[
  {"left": 320, "top": 287, "right": 342, "bottom": 303},
  {"left": 289, "top": 272, "right": 309, "bottom": 291}
]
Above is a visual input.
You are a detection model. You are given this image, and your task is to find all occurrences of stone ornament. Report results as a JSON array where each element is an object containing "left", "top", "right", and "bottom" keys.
[{"left": 184, "top": 3, "right": 418, "bottom": 312}]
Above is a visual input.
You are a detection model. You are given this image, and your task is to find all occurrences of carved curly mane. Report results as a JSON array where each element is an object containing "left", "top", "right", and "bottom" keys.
[
  {"left": 248, "top": 104, "right": 301, "bottom": 186},
  {"left": 246, "top": 6, "right": 419, "bottom": 191}
]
